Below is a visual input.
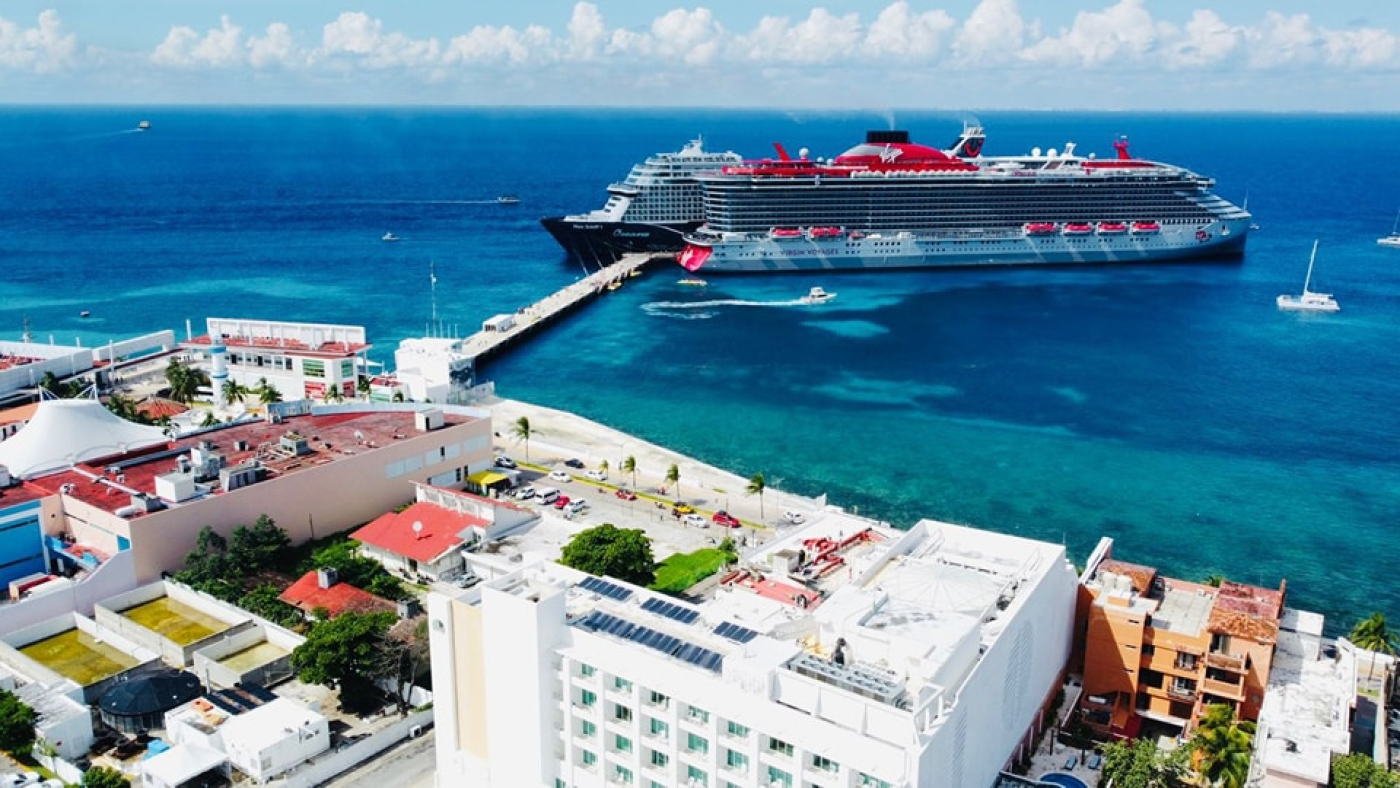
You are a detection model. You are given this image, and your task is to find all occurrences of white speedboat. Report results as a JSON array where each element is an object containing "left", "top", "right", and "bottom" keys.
[
  {"left": 1277, "top": 240, "right": 1339, "bottom": 312},
  {"left": 382, "top": 232, "right": 400, "bottom": 242},
  {"left": 496, "top": 195, "right": 520, "bottom": 205},
  {"left": 1379, "top": 211, "right": 1400, "bottom": 247},
  {"left": 799, "top": 286, "right": 836, "bottom": 304}
]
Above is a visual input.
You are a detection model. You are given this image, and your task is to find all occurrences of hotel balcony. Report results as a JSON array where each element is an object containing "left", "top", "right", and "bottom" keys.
[
  {"left": 1205, "top": 651, "right": 1247, "bottom": 672},
  {"left": 1201, "top": 676, "right": 1246, "bottom": 701},
  {"left": 1167, "top": 686, "right": 1198, "bottom": 703}
]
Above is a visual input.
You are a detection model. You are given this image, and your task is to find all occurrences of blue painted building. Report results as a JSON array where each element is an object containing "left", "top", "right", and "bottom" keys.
[{"left": 0, "top": 497, "right": 46, "bottom": 591}]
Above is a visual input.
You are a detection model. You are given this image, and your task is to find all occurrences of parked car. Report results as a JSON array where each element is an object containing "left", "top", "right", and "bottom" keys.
[
  {"left": 454, "top": 573, "right": 480, "bottom": 589},
  {"left": 565, "top": 498, "right": 588, "bottom": 514},
  {"left": 549, "top": 470, "right": 571, "bottom": 482},
  {"left": 672, "top": 502, "right": 696, "bottom": 515},
  {"left": 3, "top": 773, "right": 39, "bottom": 788},
  {"left": 515, "top": 486, "right": 536, "bottom": 501},
  {"left": 585, "top": 468, "right": 608, "bottom": 481},
  {"left": 712, "top": 511, "right": 741, "bottom": 528},
  {"left": 564, "top": 458, "right": 585, "bottom": 469},
  {"left": 533, "top": 486, "right": 560, "bottom": 505},
  {"left": 683, "top": 513, "right": 709, "bottom": 528},
  {"left": 493, "top": 455, "right": 517, "bottom": 469},
  {"left": 615, "top": 488, "right": 638, "bottom": 501},
  {"left": 783, "top": 509, "right": 805, "bottom": 524},
  {"left": 553, "top": 495, "right": 572, "bottom": 509}
]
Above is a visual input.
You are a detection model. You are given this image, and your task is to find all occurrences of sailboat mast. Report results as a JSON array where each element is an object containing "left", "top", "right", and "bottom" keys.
[{"left": 1303, "top": 240, "right": 1318, "bottom": 294}]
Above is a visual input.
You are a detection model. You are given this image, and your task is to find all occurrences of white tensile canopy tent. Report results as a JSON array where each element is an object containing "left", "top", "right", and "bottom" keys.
[{"left": 0, "top": 396, "right": 168, "bottom": 479}]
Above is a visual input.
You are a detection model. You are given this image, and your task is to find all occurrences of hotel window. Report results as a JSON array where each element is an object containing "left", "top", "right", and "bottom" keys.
[
  {"left": 686, "top": 765, "right": 708, "bottom": 786},
  {"left": 302, "top": 359, "right": 325, "bottom": 378},
  {"left": 687, "top": 705, "right": 710, "bottom": 724},
  {"left": 581, "top": 690, "right": 597, "bottom": 708},
  {"left": 615, "top": 734, "right": 633, "bottom": 753},
  {"left": 767, "top": 737, "right": 794, "bottom": 757},
  {"left": 582, "top": 750, "right": 597, "bottom": 767},
  {"left": 766, "top": 766, "right": 792, "bottom": 787},
  {"left": 581, "top": 721, "right": 596, "bottom": 737},
  {"left": 581, "top": 664, "right": 596, "bottom": 677},
  {"left": 615, "top": 705, "right": 633, "bottom": 722},
  {"left": 649, "top": 718, "right": 669, "bottom": 739},
  {"left": 813, "top": 754, "right": 838, "bottom": 773},
  {"left": 340, "top": 360, "right": 354, "bottom": 378},
  {"left": 650, "top": 750, "right": 669, "bottom": 768},
  {"left": 615, "top": 677, "right": 633, "bottom": 692},
  {"left": 614, "top": 765, "right": 633, "bottom": 784},
  {"left": 725, "top": 749, "right": 748, "bottom": 772},
  {"left": 725, "top": 721, "right": 748, "bottom": 738},
  {"left": 687, "top": 732, "right": 709, "bottom": 755},
  {"left": 857, "top": 775, "right": 892, "bottom": 788},
  {"left": 649, "top": 690, "right": 669, "bottom": 707}
]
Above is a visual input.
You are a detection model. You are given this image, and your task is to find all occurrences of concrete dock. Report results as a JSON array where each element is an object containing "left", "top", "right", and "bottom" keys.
[{"left": 461, "top": 253, "right": 661, "bottom": 366}]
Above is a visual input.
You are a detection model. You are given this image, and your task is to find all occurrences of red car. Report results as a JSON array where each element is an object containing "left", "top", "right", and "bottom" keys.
[
  {"left": 712, "top": 511, "right": 741, "bottom": 528},
  {"left": 553, "top": 495, "right": 571, "bottom": 509},
  {"left": 615, "top": 488, "right": 638, "bottom": 501}
]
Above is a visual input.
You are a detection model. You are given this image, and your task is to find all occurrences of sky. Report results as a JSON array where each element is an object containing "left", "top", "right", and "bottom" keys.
[{"left": 2, "top": 1, "right": 1398, "bottom": 111}]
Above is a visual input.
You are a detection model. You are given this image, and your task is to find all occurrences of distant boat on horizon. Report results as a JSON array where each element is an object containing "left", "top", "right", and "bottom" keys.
[
  {"left": 1379, "top": 210, "right": 1400, "bottom": 248},
  {"left": 382, "top": 232, "right": 400, "bottom": 242},
  {"left": 137, "top": 120, "right": 150, "bottom": 131},
  {"left": 1277, "top": 240, "right": 1339, "bottom": 312},
  {"left": 496, "top": 195, "right": 520, "bottom": 205}
]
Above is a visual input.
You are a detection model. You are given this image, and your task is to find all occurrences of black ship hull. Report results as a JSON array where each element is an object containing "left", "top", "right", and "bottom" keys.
[{"left": 540, "top": 218, "right": 699, "bottom": 265}]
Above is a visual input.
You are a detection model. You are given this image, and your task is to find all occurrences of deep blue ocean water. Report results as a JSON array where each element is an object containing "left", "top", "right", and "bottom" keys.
[{"left": 2, "top": 107, "right": 1398, "bottom": 633}]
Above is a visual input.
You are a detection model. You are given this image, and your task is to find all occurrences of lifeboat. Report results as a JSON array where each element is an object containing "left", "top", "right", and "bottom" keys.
[
  {"left": 770, "top": 227, "right": 803, "bottom": 239},
  {"left": 1023, "top": 222, "right": 1058, "bottom": 236},
  {"left": 1097, "top": 222, "right": 1129, "bottom": 235},
  {"left": 1131, "top": 221, "right": 1161, "bottom": 234},
  {"left": 807, "top": 227, "right": 845, "bottom": 239},
  {"left": 1062, "top": 223, "right": 1094, "bottom": 235}
]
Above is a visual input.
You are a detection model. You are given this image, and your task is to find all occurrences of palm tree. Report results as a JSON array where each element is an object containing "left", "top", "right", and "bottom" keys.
[
  {"left": 105, "top": 392, "right": 139, "bottom": 421},
  {"left": 665, "top": 463, "right": 680, "bottom": 499},
  {"left": 357, "top": 375, "right": 372, "bottom": 400},
  {"left": 1203, "top": 574, "right": 1225, "bottom": 587},
  {"left": 746, "top": 472, "right": 767, "bottom": 519},
  {"left": 257, "top": 379, "right": 282, "bottom": 405},
  {"left": 510, "top": 416, "right": 533, "bottom": 461},
  {"left": 1192, "top": 704, "right": 1255, "bottom": 788},
  {"left": 1350, "top": 612, "right": 1398, "bottom": 682},
  {"left": 622, "top": 455, "right": 637, "bottom": 489},
  {"left": 221, "top": 379, "right": 247, "bottom": 404},
  {"left": 200, "top": 410, "right": 220, "bottom": 428},
  {"left": 599, "top": 459, "right": 609, "bottom": 479}
]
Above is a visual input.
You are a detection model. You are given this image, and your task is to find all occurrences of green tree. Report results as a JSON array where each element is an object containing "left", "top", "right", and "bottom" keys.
[
  {"left": 664, "top": 463, "right": 680, "bottom": 499},
  {"left": 199, "top": 410, "right": 220, "bottom": 428},
  {"left": 1203, "top": 573, "right": 1225, "bottom": 587},
  {"left": 1101, "top": 737, "right": 1190, "bottom": 788},
  {"left": 174, "top": 526, "right": 236, "bottom": 597},
  {"left": 746, "top": 472, "right": 767, "bottom": 519},
  {"left": 1350, "top": 612, "right": 1398, "bottom": 682},
  {"left": 164, "top": 358, "right": 208, "bottom": 404},
  {"left": 1332, "top": 752, "right": 1400, "bottom": 788},
  {"left": 621, "top": 455, "right": 637, "bottom": 489},
  {"left": 291, "top": 610, "right": 397, "bottom": 689},
  {"left": 560, "top": 524, "right": 656, "bottom": 586},
  {"left": 221, "top": 378, "right": 248, "bottom": 404},
  {"left": 357, "top": 375, "right": 372, "bottom": 399},
  {"left": 256, "top": 377, "right": 283, "bottom": 405},
  {"left": 510, "top": 416, "right": 533, "bottom": 461},
  {"left": 236, "top": 583, "right": 302, "bottom": 629},
  {"left": 82, "top": 765, "right": 131, "bottom": 788},
  {"left": 105, "top": 392, "right": 141, "bottom": 422},
  {"left": 0, "top": 688, "right": 37, "bottom": 753},
  {"left": 1192, "top": 704, "right": 1256, "bottom": 788},
  {"left": 229, "top": 515, "right": 291, "bottom": 571},
  {"left": 598, "top": 459, "right": 609, "bottom": 478}
]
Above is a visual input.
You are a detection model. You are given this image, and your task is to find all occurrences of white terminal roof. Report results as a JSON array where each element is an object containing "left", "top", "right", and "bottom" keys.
[
  {"left": 496, "top": 508, "right": 1065, "bottom": 716},
  {"left": 0, "top": 396, "right": 167, "bottom": 478},
  {"left": 218, "top": 696, "right": 324, "bottom": 752}
]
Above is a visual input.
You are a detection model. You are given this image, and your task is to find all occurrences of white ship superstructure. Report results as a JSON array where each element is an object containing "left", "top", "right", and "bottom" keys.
[
  {"left": 428, "top": 513, "right": 1078, "bottom": 788},
  {"left": 679, "top": 125, "right": 1252, "bottom": 273}
]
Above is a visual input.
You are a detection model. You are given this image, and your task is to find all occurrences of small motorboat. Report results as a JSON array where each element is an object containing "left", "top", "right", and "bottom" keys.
[
  {"left": 677, "top": 278, "right": 708, "bottom": 287},
  {"left": 496, "top": 195, "right": 520, "bottom": 205},
  {"left": 80, "top": 310, "right": 91, "bottom": 318},
  {"left": 137, "top": 120, "right": 150, "bottom": 131},
  {"left": 799, "top": 286, "right": 836, "bottom": 305},
  {"left": 382, "top": 232, "right": 400, "bottom": 242}
]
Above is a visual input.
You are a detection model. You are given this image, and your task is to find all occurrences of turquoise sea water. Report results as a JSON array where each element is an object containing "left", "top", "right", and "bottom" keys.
[{"left": 2, "top": 107, "right": 1398, "bottom": 632}]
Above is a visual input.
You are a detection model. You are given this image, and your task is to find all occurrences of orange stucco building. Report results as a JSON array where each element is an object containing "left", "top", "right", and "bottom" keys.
[{"left": 1075, "top": 538, "right": 1284, "bottom": 739}]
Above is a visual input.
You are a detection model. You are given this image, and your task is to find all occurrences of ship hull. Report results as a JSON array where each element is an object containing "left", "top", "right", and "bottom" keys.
[
  {"left": 684, "top": 219, "right": 1251, "bottom": 273},
  {"left": 541, "top": 218, "right": 698, "bottom": 265}
]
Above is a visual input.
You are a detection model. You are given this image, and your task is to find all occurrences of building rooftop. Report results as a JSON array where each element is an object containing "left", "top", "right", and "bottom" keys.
[
  {"left": 1256, "top": 611, "right": 1354, "bottom": 784},
  {"left": 216, "top": 696, "right": 325, "bottom": 752},
  {"left": 1152, "top": 583, "right": 1215, "bottom": 636},
  {"left": 279, "top": 571, "right": 395, "bottom": 619},
  {"left": 185, "top": 317, "right": 370, "bottom": 359},
  {"left": 27, "top": 407, "right": 478, "bottom": 518},
  {"left": 352, "top": 501, "right": 483, "bottom": 564},
  {"left": 0, "top": 479, "right": 52, "bottom": 508}
]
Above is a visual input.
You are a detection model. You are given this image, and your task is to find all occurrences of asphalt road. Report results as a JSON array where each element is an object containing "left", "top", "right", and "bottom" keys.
[{"left": 324, "top": 728, "right": 437, "bottom": 788}]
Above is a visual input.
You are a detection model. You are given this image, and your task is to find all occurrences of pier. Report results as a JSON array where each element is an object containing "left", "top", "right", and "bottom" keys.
[{"left": 461, "top": 253, "right": 661, "bottom": 366}]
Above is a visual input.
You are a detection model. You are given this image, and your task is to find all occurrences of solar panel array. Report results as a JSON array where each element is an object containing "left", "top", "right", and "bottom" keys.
[
  {"left": 578, "top": 610, "right": 724, "bottom": 674},
  {"left": 641, "top": 596, "right": 700, "bottom": 625},
  {"left": 713, "top": 621, "right": 759, "bottom": 644},
  {"left": 578, "top": 576, "right": 633, "bottom": 601}
]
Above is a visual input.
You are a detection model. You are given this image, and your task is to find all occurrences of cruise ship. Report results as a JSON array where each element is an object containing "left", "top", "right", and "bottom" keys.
[
  {"left": 678, "top": 125, "right": 1252, "bottom": 273},
  {"left": 541, "top": 137, "right": 742, "bottom": 265}
]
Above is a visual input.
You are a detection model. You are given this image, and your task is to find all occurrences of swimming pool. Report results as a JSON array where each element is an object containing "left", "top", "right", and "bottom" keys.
[{"left": 1038, "top": 773, "right": 1090, "bottom": 788}]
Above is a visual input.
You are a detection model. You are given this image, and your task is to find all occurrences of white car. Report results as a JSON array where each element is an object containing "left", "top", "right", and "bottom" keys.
[
  {"left": 683, "top": 513, "right": 709, "bottom": 528},
  {"left": 782, "top": 509, "right": 805, "bottom": 524},
  {"left": 585, "top": 469, "right": 608, "bottom": 481},
  {"left": 565, "top": 498, "right": 589, "bottom": 514},
  {"left": 548, "top": 470, "right": 571, "bottom": 483},
  {"left": 3, "top": 773, "right": 39, "bottom": 788},
  {"left": 514, "top": 486, "right": 536, "bottom": 501}
]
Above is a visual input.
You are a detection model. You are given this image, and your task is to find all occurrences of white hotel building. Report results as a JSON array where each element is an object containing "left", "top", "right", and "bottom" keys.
[{"left": 428, "top": 514, "right": 1078, "bottom": 788}]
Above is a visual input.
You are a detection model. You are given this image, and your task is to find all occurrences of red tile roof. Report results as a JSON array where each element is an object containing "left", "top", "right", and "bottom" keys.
[
  {"left": 351, "top": 501, "right": 485, "bottom": 564},
  {"left": 134, "top": 397, "right": 189, "bottom": 421},
  {"left": 0, "top": 402, "right": 41, "bottom": 427},
  {"left": 278, "top": 570, "right": 395, "bottom": 618}
]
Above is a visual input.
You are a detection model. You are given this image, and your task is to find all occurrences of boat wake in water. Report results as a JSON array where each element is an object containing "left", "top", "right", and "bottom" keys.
[{"left": 642, "top": 297, "right": 821, "bottom": 319}]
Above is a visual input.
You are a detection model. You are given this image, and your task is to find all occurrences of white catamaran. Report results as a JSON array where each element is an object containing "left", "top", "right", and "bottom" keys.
[{"left": 1277, "top": 240, "right": 1339, "bottom": 312}]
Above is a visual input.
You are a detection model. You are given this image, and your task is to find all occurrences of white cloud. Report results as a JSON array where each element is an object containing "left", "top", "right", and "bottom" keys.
[
  {"left": 0, "top": 9, "right": 77, "bottom": 72},
  {"left": 736, "top": 9, "right": 864, "bottom": 64},
  {"left": 863, "top": 2, "right": 957, "bottom": 60},
  {"left": 1021, "top": 0, "right": 1161, "bottom": 67},
  {"left": 1165, "top": 10, "right": 1240, "bottom": 68},
  {"left": 442, "top": 22, "right": 554, "bottom": 66},
  {"left": 566, "top": 3, "right": 608, "bottom": 60},
  {"left": 152, "top": 15, "right": 244, "bottom": 67},
  {"left": 1245, "top": 12, "right": 1319, "bottom": 68},
  {"left": 319, "top": 11, "right": 440, "bottom": 68},
  {"left": 1319, "top": 25, "right": 1397, "bottom": 68},
  {"left": 954, "top": 0, "right": 1033, "bottom": 65},
  {"left": 248, "top": 22, "right": 299, "bottom": 69}
]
